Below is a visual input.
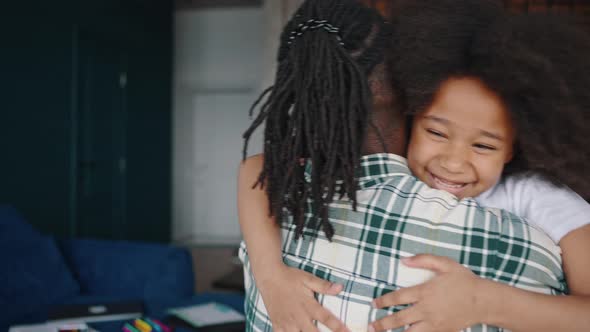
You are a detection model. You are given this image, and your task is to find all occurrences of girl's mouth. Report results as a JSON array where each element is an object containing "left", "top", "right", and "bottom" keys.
[{"left": 428, "top": 172, "right": 469, "bottom": 196}]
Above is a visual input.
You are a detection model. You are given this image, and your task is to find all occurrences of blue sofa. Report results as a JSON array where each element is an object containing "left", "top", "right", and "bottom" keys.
[{"left": 0, "top": 205, "right": 244, "bottom": 331}]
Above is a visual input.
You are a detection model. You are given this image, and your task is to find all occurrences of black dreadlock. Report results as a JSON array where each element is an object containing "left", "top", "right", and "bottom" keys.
[
  {"left": 470, "top": 14, "right": 590, "bottom": 199},
  {"left": 242, "top": 0, "right": 390, "bottom": 240}
]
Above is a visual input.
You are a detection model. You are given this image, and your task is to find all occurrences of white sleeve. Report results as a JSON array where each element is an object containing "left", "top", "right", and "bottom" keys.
[{"left": 476, "top": 173, "right": 590, "bottom": 243}]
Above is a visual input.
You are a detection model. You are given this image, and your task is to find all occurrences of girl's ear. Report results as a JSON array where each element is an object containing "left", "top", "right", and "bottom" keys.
[
  {"left": 504, "top": 152, "right": 514, "bottom": 164},
  {"left": 504, "top": 120, "right": 517, "bottom": 164},
  {"left": 504, "top": 143, "right": 515, "bottom": 164}
]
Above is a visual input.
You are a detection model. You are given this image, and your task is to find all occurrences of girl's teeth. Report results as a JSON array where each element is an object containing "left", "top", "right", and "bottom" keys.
[{"left": 434, "top": 176, "right": 464, "bottom": 188}]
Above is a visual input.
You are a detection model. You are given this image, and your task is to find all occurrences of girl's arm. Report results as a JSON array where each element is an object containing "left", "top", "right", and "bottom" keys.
[
  {"left": 369, "top": 225, "right": 590, "bottom": 332},
  {"left": 482, "top": 224, "right": 590, "bottom": 331},
  {"left": 238, "top": 154, "right": 350, "bottom": 332}
]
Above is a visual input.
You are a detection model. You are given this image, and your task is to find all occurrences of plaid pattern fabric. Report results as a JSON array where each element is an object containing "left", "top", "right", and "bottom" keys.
[{"left": 239, "top": 153, "right": 566, "bottom": 332}]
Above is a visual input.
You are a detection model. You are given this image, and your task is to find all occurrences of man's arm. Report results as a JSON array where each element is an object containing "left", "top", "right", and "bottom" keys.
[{"left": 238, "top": 155, "right": 349, "bottom": 332}]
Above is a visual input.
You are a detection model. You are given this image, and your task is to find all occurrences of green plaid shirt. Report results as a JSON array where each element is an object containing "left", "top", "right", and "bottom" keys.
[{"left": 239, "top": 153, "right": 566, "bottom": 332}]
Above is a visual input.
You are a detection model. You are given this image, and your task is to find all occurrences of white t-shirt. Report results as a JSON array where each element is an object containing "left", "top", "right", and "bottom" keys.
[{"left": 476, "top": 173, "right": 590, "bottom": 244}]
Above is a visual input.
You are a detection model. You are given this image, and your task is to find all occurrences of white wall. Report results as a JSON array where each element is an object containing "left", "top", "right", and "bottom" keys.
[{"left": 173, "top": 8, "right": 265, "bottom": 246}]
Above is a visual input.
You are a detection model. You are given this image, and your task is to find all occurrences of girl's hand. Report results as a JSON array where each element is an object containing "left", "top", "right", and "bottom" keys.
[
  {"left": 369, "top": 255, "right": 486, "bottom": 332},
  {"left": 257, "top": 264, "right": 351, "bottom": 332}
]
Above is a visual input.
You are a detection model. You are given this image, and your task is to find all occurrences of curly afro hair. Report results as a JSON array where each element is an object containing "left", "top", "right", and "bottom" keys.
[
  {"left": 471, "top": 14, "right": 590, "bottom": 199},
  {"left": 389, "top": 1, "right": 590, "bottom": 199},
  {"left": 387, "top": 0, "right": 503, "bottom": 114}
]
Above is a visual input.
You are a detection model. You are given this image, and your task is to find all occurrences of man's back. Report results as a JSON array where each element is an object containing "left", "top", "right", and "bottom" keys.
[{"left": 240, "top": 153, "right": 565, "bottom": 332}]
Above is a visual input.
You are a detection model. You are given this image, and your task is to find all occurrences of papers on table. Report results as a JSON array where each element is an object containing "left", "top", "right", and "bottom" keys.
[{"left": 168, "top": 302, "right": 245, "bottom": 327}]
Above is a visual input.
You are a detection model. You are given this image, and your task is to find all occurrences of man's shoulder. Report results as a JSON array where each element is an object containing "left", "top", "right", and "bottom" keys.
[{"left": 365, "top": 175, "right": 530, "bottom": 224}]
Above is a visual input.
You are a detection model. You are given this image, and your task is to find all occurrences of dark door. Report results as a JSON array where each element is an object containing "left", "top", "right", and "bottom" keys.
[{"left": 76, "top": 31, "right": 127, "bottom": 240}]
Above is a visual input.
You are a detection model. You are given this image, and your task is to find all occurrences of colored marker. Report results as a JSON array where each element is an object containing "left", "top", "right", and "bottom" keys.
[
  {"left": 150, "top": 319, "right": 171, "bottom": 332},
  {"left": 123, "top": 323, "right": 140, "bottom": 332},
  {"left": 134, "top": 318, "right": 152, "bottom": 332},
  {"left": 144, "top": 318, "right": 162, "bottom": 332}
]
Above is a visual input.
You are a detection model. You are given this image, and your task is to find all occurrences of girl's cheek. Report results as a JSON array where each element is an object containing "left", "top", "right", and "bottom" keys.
[{"left": 478, "top": 159, "right": 504, "bottom": 183}]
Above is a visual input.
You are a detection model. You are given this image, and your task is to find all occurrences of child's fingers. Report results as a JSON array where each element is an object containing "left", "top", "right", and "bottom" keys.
[
  {"left": 295, "top": 316, "right": 320, "bottom": 332},
  {"left": 369, "top": 305, "right": 421, "bottom": 332},
  {"left": 309, "top": 305, "right": 350, "bottom": 332},
  {"left": 402, "top": 254, "right": 456, "bottom": 274},
  {"left": 372, "top": 285, "right": 420, "bottom": 309},
  {"left": 303, "top": 273, "right": 343, "bottom": 295},
  {"left": 403, "top": 321, "right": 430, "bottom": 332}
]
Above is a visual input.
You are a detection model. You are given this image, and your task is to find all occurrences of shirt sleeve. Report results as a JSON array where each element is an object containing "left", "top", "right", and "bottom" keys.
[{"left": 476, "top": 173, "right": 590, "bottom": 243}]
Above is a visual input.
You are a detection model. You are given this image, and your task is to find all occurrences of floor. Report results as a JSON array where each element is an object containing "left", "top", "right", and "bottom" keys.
[{"left": 189, "top": 246, "right": 245, "bottom": 293}]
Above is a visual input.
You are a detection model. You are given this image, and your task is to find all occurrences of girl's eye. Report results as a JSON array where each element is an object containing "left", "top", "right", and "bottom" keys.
[
  {"left": 473, "top": 143, "right": 497, "bottom": 151},
  {"left": 426, "top": 129, "right": 446, "bottom": 138}
]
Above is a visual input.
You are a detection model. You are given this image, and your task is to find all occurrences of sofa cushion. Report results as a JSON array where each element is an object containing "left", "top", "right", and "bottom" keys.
[
  {"left": 0, "top": 205, "right": 80, "bottom": 327},
  {"left": 0, "top": 204, "right": 40, "bottom": 245},
  {"left": 59, "top": 239, "right": 194, "bottom": 301}
]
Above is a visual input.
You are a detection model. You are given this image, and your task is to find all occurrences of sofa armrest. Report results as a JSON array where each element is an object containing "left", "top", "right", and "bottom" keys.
[{"left": 58, "top": 239, "right": 194, "bottom": 301}]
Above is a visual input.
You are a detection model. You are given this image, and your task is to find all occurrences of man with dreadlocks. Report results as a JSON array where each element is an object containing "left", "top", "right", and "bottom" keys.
[{"left": 238, "top": 0, "right": 570, "bottom": 331}]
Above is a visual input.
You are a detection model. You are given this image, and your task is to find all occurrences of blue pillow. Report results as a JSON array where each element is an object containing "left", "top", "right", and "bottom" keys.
[
  {"left": 0, "top": 205, "right": 40, "bottom": 245},
  {"left": 59, "top": 239, "right": 194, "bottom": 300},
  {"left": 0, "top": 205, "right": 80, "bottom": 327}
]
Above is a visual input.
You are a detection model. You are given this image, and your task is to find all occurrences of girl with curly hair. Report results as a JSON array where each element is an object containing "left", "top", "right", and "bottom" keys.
[{"left": 369, "top": 8, "right": 590, "bottom": 331}]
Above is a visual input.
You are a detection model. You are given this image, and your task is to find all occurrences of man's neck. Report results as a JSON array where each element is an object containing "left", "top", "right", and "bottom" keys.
[
  {"left": 363, "top": 104, "right": 407, "bottom": 156},
  {"left": 362, "top": 123, "right": 407, "bottom": 156}
]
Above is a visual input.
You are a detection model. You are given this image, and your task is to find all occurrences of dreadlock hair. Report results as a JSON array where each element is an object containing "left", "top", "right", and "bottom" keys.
[
  {"left": 387, "top": 0, "right": 503, "bottom": 115},
  {"left": 242, "top": 0, "right": 391, "bottom": 240},
  {"left": 470, "top": 14, "right": 590, "bottom": 199}
]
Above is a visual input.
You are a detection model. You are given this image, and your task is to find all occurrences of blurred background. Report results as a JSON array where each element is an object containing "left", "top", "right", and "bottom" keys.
[{"left": 1, "top": 0, "right": 589, "bottom": 293}]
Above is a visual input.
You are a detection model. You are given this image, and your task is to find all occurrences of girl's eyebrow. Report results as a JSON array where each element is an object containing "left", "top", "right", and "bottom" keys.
[
  {"left": 479, "top": 130, "right": 504, "bottom": 141},
  {"left": 423, "top": 115, "right": 449, "bottom": 124},
  {"left": 423, "top": 115, "right": 505, "bottom": 141}
]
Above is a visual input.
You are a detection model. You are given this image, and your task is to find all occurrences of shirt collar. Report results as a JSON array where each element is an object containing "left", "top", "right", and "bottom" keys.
[
  {"left": 357, "top": 153, "right": 412, "bottom": 188},
  {"left": 304, "top": 153, "right": 412, "bottom": 188}
]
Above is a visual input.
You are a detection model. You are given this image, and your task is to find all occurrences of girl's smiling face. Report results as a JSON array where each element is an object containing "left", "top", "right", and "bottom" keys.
[{"left": 407, "top": 77, "right": 516, "bottom": 199}]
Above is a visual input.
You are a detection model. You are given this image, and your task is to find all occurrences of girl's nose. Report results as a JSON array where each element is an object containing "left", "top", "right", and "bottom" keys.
[{"left": 439, "top": 147, "right": 468, "bottom": 173}]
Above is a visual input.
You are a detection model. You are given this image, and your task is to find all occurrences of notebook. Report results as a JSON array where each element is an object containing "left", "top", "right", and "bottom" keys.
[
  {"left": 47, "top": 301, "right": 143, "bottom": 323},
  {"left": 168, "top": 302, "right": 245, "bottom": 329}
]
